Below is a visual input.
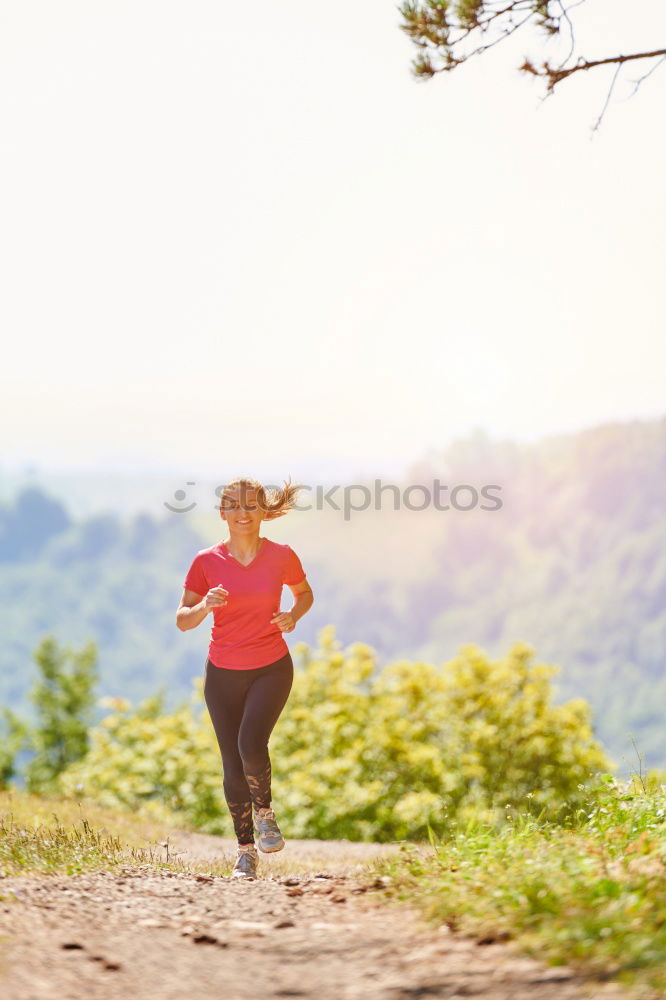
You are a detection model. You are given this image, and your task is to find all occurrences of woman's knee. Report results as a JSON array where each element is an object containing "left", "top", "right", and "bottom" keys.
[
  {"left": 222, "top": 761, "right": 249, "bottom": 802},
  {"left": 238, "top": 733, "right": 268, "bottom": 773}
]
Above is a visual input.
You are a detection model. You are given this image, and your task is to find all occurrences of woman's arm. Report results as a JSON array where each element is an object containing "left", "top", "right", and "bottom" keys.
[
  {"left": 289, "top": 578, "right": 314, "bottom": 624},
  {"left": 176, "top": 586, "right": 228, "bottom": 631},
  {"left": 270, "top": 578, "right": 314, "bottom": 632}
]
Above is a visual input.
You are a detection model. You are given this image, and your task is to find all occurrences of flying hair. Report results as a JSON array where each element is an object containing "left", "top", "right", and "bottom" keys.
[{"left": 220, "top": 475, "right": 303, "bottom": 520}]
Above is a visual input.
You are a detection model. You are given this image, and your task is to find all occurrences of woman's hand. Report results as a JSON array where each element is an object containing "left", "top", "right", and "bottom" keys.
[
  {"left": 270, "top": 610, "right": 295, "bottom": 633},
  {"left": 203, "top": 585, "right": 228, "bottom": 613}
]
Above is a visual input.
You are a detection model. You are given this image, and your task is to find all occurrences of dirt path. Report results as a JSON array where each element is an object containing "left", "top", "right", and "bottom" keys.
[{"left": 0, "top": 832, "right": 627, "bottom": 1000}]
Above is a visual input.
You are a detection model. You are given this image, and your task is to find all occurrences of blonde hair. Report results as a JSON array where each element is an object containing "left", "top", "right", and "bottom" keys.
[{"left": 220, "top": 475, "right": 303, "bottom": 520}]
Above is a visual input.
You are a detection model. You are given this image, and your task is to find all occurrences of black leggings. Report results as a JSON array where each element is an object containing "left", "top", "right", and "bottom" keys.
[{"left": 203, "top": 651, "right": 293, "bottom": 845}]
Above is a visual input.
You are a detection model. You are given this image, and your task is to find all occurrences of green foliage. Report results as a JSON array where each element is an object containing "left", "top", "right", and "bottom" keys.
[
  {"left": 399, "top": 0, "right": 559, "bottom": 78},
  {"left": 25, "top": 637, "right": 99, "bottom": 794},
  {"left": 0, "top": 708, "right": 28, "bottom": 788},
  {"left": 59, "top": 686, "right": 227, "bottom": 831},
  {"left": 272, "top": 629, "right": 609, "bottom": 838},
  {"left": 455, "top": 0, "right": 483, "bottom": 30},
  {"left": 373, "top": 774, "right": 666, "bottom": 992},
  {"left": 58, "top": 627, "right": 610, "bottom": 840}
]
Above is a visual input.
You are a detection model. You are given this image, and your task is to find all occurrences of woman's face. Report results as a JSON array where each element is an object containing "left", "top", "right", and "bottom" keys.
[{"left": 220, "top": 485, "right": 265, "bottom": 533}]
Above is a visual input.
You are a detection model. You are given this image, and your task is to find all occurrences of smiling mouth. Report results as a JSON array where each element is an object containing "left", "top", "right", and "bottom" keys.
[{"left": 237, "top": 519, "right": 251, "bottom": 524}]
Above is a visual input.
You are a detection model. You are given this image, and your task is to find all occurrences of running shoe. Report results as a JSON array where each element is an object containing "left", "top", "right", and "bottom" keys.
[
  {"left": 231, "top": 844, "right": 258, "bottom": 879},
  {"left": 254, "top": 807, "right": 285, "bottom": 853}
]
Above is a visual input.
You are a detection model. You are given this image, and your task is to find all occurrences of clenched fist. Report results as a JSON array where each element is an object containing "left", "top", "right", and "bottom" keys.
[
  {"left": 270, "top": 610, "right": 295, "bottom": 633},
  {"left": 203, "top": 585, "right": 229, "bottom": 613}
]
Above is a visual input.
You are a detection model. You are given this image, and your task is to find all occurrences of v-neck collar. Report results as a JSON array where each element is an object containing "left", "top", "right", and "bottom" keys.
[{"left": 220, "top": 537, "right": 267, "bottom": 569}]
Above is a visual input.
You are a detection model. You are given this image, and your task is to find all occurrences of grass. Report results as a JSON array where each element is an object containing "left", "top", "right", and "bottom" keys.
[
  {"left": 0, "top": 789, "right": 395, "bottom": 881},
  {"left": 369, "top": 774, "right": 666, "bottom": 998},
  {"left": 0, "top": 789, "right": 197, "bottom": 878}
]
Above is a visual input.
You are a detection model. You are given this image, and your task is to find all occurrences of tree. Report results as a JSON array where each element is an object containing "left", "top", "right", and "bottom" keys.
[
  {"left": 25, "top": 636, "right": 99, "bottom": 793},
  {"left": 399, "top": 1, "right": 666, "bottom": 128},
  {"left": 0, "top": 708, "right": 28, "bottom": 788}
]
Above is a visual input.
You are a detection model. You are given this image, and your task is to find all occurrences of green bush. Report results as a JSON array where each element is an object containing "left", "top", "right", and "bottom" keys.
[
  {"left": 59, "top": 626, "right": 611, "bottom": 839},
  {"left": 59, "top": 688, "right": 225, "bottom": 830}
]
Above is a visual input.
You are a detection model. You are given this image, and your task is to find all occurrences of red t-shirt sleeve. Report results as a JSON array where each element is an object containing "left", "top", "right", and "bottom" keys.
[
  {"left": 183, "top": 553, "right": 209, "bottom": 596},
  {"left": 283, "top": 545, "right": 306, "bottom": 586}
]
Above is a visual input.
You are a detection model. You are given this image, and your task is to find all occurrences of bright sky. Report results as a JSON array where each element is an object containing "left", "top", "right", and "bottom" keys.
[{"left": 1, "top": 0, "right": 664, "bottom": 483}]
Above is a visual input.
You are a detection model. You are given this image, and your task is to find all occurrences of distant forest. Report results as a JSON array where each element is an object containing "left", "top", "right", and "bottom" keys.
[{"left": 1, "top": 416, "right": 664, "bottom": 769}]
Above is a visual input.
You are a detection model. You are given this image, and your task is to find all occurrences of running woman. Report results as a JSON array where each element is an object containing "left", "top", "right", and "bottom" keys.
[{"left": 176, "top": 476, "right": 314, "bottom": 879}]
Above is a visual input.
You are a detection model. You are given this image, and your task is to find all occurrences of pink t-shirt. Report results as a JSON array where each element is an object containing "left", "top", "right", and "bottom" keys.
[{"left": 183, "top": 537, "right": 307, "bottom": 669}]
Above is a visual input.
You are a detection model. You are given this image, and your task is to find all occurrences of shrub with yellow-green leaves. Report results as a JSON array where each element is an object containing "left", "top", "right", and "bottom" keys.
[
  {"left": 59, "top": 627, "right": 611, "bottom": 840},
  {"left": 59, "top": 689, "right": 229, "bottom": 832}
]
